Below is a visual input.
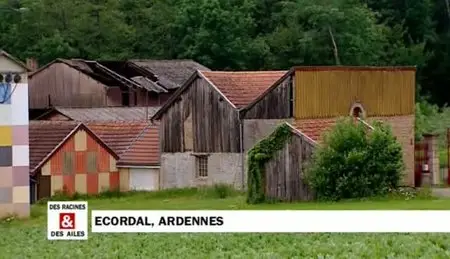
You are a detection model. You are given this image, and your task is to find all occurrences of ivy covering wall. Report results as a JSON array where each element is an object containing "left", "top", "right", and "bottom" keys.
[{"left": 247, "top": 123, "right": 293, "bottom": 204}]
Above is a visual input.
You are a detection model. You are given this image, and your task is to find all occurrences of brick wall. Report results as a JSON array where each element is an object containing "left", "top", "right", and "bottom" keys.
[{"left": 368, "top": 115, "right": 415, "bottom": 186}]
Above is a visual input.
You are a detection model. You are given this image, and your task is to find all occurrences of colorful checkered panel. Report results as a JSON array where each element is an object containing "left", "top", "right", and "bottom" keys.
[
  {"left": 0, "top": 79, "right": 30, "bottom": 218},
  {"left": 40, "top": 129, "right": 120, "bottom": 196}
]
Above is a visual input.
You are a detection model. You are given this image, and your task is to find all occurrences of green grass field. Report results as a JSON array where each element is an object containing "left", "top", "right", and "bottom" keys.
[{"left": 1, "top": 189, "right": 450, "bottom": 258}]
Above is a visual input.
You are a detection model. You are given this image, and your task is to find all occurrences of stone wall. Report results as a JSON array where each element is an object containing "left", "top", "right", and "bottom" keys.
[
  {"left": 369, "top": 115, "right": 415, "bottom": 186},
  {"left": 160, "top": 152, "right": 244, "bottom": 190}
]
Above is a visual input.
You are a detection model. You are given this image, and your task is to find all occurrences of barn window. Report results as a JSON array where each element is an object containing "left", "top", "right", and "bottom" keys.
[
  {"left": 349, "top": 103, "right": 366, "bottom": 119},
  {"left": 352, "top": 106, "right": 362, "bottom": 118},
  {"left": 195, "top": 155, "right": 208, "bottom": 178}
]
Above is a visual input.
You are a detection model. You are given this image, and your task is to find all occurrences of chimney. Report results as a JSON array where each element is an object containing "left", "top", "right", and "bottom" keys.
[{"left": 26, "top": 58, "right": 38, "bottom": 72}]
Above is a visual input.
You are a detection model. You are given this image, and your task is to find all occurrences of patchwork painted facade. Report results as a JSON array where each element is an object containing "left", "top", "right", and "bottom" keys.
[
  {"left": 0, "top": 51, "right": 30, "bottom": 218},
  {"left": 29, "top": 122, "right": 120, "bottom": 201},
  {"left": 86, "top": 122, "right": 161, "bottom": 192}
]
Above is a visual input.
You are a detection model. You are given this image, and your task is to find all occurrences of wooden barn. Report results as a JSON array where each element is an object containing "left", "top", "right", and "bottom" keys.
[
  {"left": 28, "top": 59, "right": 209, "bottom": 111},
  {"left": 151, "top": 70, "right": 287, "bottom": 190},
  {"left": 241, "top": 66, "right": 416, "bottom": 187},
  {"left": 29, "top": 121, "right": 120, "bottom": 202}
]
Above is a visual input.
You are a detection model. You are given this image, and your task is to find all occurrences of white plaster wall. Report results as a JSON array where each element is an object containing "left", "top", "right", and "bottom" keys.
[{"left": 129, "top": 168, "right": 159, "bottom": 191}]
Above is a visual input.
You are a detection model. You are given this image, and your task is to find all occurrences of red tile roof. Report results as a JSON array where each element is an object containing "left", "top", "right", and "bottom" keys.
[
  {"left": 292, "top": 118, "right": 339, "bottom": 143},
  {"left": 118, "top": 122, "right": 160, "bottom": 166},
  {"left": 292, "top": 117, "right": 374, "bottom": 143},
  {"left": 86, "top": 121, "right": 159, "bottom": 166},
  {"left": 29, "top": 121, "right": 80, "bottom": 173},
  {"left": 200, "top": 71, "right": 287, "bottom": 108}
]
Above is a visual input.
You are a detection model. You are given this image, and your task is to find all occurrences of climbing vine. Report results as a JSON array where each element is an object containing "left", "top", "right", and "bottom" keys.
[{"left": 247, "top": 123, "right": 292, "bottom": 204}]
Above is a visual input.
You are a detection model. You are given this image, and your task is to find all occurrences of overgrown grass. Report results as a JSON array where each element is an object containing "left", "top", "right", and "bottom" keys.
[{"left": 1, "top": 187, "right": 450, "bottom": 258}]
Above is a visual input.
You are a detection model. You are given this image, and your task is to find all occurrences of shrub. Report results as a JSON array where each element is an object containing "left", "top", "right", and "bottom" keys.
[{"left": 306, "top": 118, "right": 404, "bottom": 201}]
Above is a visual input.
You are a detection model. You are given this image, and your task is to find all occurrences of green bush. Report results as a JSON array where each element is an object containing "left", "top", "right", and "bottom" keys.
[{"left": 306, "top": 118, "right": 404, "bottom": 201}]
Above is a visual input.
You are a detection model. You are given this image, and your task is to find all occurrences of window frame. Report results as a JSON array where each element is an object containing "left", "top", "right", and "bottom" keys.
[{"left": 195, "top": 155, "right": 209, "bottom": 179}]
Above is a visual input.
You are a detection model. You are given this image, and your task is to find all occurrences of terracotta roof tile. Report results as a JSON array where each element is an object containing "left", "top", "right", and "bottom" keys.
[
  {"left": 29, "top": 121, "right": 80, "bottom": 172},
  {"left": 118, "top": 122, "right": 160, "bottom": 166},
  {"left": 200, "top": 71, "right": 287, "bottom": 108},
  {"left": 292, "top": 117, "right": 374, "bottom": 143},
  {"left": 86, "top": 121, "right": 159, "bottom": 166},
  {"left": 292, "top": 118, "right": 340, "bottom": 143}
]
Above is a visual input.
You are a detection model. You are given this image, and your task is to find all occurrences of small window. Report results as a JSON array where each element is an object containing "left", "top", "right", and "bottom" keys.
[
  {"left": 196, "top": 156, "right": 208, "bottom": 178},
  {"left": 349, "top": 103, "right": 366, "bottom": 119},
  {"left": 352, "top": 107, "right": 362, "bottom": 118}
]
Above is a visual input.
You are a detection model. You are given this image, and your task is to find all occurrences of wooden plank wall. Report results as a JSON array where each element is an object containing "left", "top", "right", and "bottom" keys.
[
  {"left": 294, "top": 69, "right": 416, "bottom": 119},
  {"left": 243, "top": 76, "right": 292, "bottom": 119},
  {"left": 264, "top": 132, "right": 315, "bottom": 201},
  {"left": 29, "top": 63, "right": 109, "bottom": 109},
  {"left": 160, "top": 77, "right": 240, "bottom": 153}
]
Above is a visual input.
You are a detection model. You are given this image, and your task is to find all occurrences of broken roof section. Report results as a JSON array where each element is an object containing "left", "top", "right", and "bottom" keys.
[{"left": 29, "top": 58, "right": 210, "bottom": 94}]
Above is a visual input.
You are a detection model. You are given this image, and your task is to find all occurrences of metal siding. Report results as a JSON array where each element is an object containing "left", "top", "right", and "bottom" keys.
[{"left": 294, "top": 70, "right": 415, "bottom": 119}]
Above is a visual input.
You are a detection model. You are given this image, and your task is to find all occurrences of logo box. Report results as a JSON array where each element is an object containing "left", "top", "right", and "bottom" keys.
[{"left": 47, "top": 201, "right": 88, "bottom": 240}]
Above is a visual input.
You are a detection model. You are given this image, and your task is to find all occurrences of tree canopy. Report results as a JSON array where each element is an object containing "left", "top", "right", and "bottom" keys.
[{"left": 1, "top": 0, "right": 449, "bottom": 105}]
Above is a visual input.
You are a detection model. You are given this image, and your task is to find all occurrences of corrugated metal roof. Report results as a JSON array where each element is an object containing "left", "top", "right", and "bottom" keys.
[{"left": 48, "top": 107, "right": 160, "bottom": 122}]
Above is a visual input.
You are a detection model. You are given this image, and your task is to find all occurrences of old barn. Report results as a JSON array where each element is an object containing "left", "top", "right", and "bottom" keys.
[
  {"left": 151, "top": 70, "right": 287, "bottom": 189},
  {"left": 241, "top": 66, "right": 416, "bottom": 187}
]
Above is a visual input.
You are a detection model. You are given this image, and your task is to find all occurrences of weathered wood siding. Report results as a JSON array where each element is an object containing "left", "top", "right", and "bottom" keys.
[
  {"left": 160, "top": 77, "right": 240, "bottom": 153},
  {"left": 244, "top": 76, "right": 292, "bottom": 119},
  {"left": 294, "top": 68, "right": 416, "bottom": 119},
  {"left": 29, "top": 63, "right": 109, "bottom": 109},
  {"left": 265, "top": 132, "right": 315, "bottom": 201}
]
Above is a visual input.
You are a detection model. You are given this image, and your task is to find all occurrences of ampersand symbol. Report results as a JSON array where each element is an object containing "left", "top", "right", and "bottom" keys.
[{"left": 61, "top": 215, "right": 73, "bottom": 228}]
